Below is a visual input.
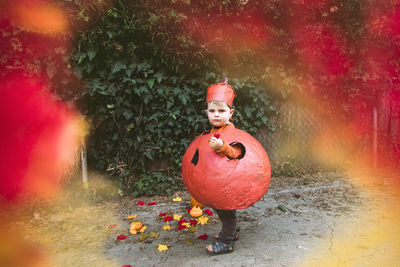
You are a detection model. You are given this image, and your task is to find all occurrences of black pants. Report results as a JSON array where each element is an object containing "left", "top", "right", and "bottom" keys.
[{"left": 215, "top": 209, "right": 237, "bottom": 244}]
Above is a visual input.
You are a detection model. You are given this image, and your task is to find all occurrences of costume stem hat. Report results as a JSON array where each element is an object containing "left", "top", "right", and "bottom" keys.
[{"left": 206, "top": 77, "right": 236, "bottom": 108}]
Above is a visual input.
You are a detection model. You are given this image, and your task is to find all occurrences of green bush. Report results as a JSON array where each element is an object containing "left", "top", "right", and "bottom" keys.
[{"left": 69, "top": 0, "right": 277, "bottom": 196}]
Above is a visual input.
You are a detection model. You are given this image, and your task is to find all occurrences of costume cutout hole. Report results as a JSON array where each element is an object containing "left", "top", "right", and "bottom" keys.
[
  {"left": 229, "top": 142, "right": 246, "bottom": 159},
  {"left": 191, "top": 149, "right": 199, "bottom": 166}
]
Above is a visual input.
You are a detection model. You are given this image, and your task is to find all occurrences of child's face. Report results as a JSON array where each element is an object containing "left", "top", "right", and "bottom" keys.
[{"left": 206, "top": 101, "right": 234, "bottom": 127}]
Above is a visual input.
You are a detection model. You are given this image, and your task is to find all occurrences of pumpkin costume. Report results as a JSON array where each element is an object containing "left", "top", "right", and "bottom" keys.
[{"left": 182, "top": 78, "right": 271, "bottom": 254}]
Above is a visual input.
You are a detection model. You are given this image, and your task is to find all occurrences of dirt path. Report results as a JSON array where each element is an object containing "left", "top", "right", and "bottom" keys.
[{"left": 5, "top": 172, "right": 400, "bottom": 266}]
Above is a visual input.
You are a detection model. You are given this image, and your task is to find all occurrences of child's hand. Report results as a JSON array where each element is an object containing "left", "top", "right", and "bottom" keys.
[{"left": 209, "top": 136, "right": 223, "bottom": 150}]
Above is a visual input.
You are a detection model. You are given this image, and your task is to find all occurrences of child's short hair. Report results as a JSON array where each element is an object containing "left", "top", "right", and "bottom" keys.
[{"left": 206, "top": 100, "right": 232, "bottom": 109}]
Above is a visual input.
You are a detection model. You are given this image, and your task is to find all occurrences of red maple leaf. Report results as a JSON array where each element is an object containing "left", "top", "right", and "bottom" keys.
[
  {"left": 203, "top": 209, "right": 213, "bottom": 216},
  {"left": 122, "top": 265, "right": 132, "bottom": 267},
  {"left": 137, "top": 201, "right": 146, "bottom": 206},
  {"left": 116, "top": 234, "right": 127, "bottom": 241},
  {"left": 178, "top": 224, "right": 187, "bottom": 230},
  {"left": 213, "top": 133, "right": 221, "bottom": 139},
  {"left": 189, "top": 219, "right": 198, "bottom": 226},
  {"left": 187, "top": 208, "right": 191, "bottom": 213},
  {"left": 147, "top": 201, "right": 156, "bottom": 206},
  {"left": 197, "top": 233, "right": 208, "bottom": 240},
  {"left": 178, "top": 218, "right": 188, "bottom": 225},
  {"left": 163, "top": 216, "right": 173, "bottom": 222},
  {"left": 159, "top": 212, "right": 167, "bottom": 217}
]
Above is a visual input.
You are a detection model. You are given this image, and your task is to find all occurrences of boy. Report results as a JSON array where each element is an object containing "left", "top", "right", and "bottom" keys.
[
  {"left": 182, "top": 77, "right": 270, "bottom": 255},
  {"left": 204, "top": 79, "right": 243, "bottom": 254}
]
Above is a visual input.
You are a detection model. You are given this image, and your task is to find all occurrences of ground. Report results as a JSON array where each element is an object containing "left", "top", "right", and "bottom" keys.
[{"left": 4, "top": 172, "right": 400, "bottom": 267}]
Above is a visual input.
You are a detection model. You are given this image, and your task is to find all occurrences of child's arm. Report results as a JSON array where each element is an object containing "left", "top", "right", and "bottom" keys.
[{"left": 209, "top": 137, "right": 243, "bottom": 159}]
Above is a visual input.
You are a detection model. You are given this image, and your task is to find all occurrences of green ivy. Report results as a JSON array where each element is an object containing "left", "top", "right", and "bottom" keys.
[{"left": 70, "top": 0, "right": 277, "bottom": 196}]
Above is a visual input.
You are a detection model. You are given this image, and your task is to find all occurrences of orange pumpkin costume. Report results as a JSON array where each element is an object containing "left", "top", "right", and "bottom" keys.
[{"left": 182, "top": 78, "right": 271, "bottom": 249}]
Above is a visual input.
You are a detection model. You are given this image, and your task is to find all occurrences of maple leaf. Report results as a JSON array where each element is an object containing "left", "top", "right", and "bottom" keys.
[
  {"left": 188, "top": 226, "right": 198, "bottom": 233},
  {"left": 185, "top": 240, "right": 194, "bottom": 245},
  {"left": 116, "top": 234, "right": 127, "bottom": 241},
  {"left": 127, "top": 215, "right": 137, "bottom": 219},
  {"left": 197, "top": 233, "right": 208, "bottom": 240},
  {"left": 139, "top": 225, "right": 147, "bottom": 233},
  {"left": 172, "top": 196, "right": 182, "bottom": 202},
  {"left": 177, "top": 224, "right": 187, "bottom": 230},
  {"left": 189, "top": 219, "right": 198, "bottom": 226},
  {"left": 213, "top": 133, "right": 220, "bottom": 139},
  {"left": 163, "top": 224, "right": 171, "bottom": 231},
  {"left": 163, "top": 216, "right": 173, "bottom": 222},
  {"left": 203, "top": 209, "right": 213, "bottom": 216},
  {"left": 122, "top": 265, "right": 132, "bottom": 267},
  {"left": 147, "top": 201, "right": 156, "bottom": 206},
  {"left": 187, "top": 208, "right": 191, "bottom": 213},
  {"left": 178, "top": 218, "right": 187, "bottom": 225},
  {"left": 149, "top": 232, "right": 160, "bottom": 239},
  {"left": 137, "top": 233, "right": 148, "bottom": 242},
  {"left": 137, "top": 201, "right": 146, "bottom": 206},
  {"left": 159, "top": 212, "right": 167, "bottom": 217},
  {"left": 197, "top": 216, "right": 209, "bottom": 225},
  {"left": 157, "top": 244, "right": 169, "bottom": 252},
  {"left": 173, "top": 214, "right": 182, "bottom": 221},
  {"left": 181, "top": 222, "right": 191, "bottom": 228}
]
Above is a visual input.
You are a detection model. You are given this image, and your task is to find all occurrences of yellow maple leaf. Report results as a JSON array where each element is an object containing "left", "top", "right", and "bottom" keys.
[
  {"left": 172, "top": 196, "right": 182, "bottom": 202},
  {"left": 139, "top": 225, "right": 147, "bottom": 232},
  {"left": 163, "top": 224, "right": 171, "bottom": 231},
  {"left": 188, "top": 226, "right": 198, "bottom": 233},
  {"left": 137, "top": 233, "right": 148, "bottom": 242},
  {"left": 181, "top": 222, "right": 191, "bottom": 228},
  {"left": 157, "top": 244, "right": 169, "bottom": 252},
  {"left": 127, "top": 215, "right": 137, "bottom": 219},
  {"left": 185, "top": 239, "right": 194, "bottom": 245},
  {"left": 173, "top": 214, "right": 182, "bottom": 221},
  {"left": 197, "top": 216, "right": 209, "bottom": 225},
  {"left": 149, "top": 232, "right": 160, "bottom": 239}
]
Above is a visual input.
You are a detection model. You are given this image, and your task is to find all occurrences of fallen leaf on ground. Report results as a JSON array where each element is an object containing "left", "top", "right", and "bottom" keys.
[
  {"left": 177, "top": 224, "right": 187, "bottom": 230},
  {"left": 185, "top": 240, "right": 194, "bottom": 245},
  {"left": 159, "top": 212, "right": 167, "bottom": 217},
  {"left": 116, "top": 234, "right": 127, "bottom": 241},
  {"left": 187, "top": 208, "right": 191, "bottom": 213},
  {"left": 62, "top": 224, "right": 73, "bottom": 230},
  {"left": 139, "top": 225, "right": 147, "bottom": 233},
  {"left": 108, "top": 224, "right": 117, "bottom": 229},
  {"left": 137, "top": 201, "right": 146, "bottom": 206},
  {"left": 197, "top": 216, "right": 209, "bottom": 225},
  {"left": 137, "top": 233, "right": 148, "bottom": 242},
  {"left": 203, "top": 209, "right": 213, "bottom": 216},
  {"left": 122, "top": 265, "right": 132, "bottom": 267},
  {"left": 181, "top": 222, "right": 191, "bottom": 228},
  {"left": 189, "top": 219, "right": 198, "bottom": 226},
  {"left": 149, "top": 232, "right": 160, "bottom": 239},
  {"left": 127, "top": 215, "right": 137, "bottom": 219},
  {"left": 147, "top": 201, "right": 156, "bottom": 206},
  {"left": 188, "top": 226, "right": 198, "bottom": 233},
  {"left": 277, "top": 204, "right": 287, "bottom": 212},
  {"left": 163, "top": 224, "right": 171, "bottom": 231},
  {"left": 40, "top": 238, "right": 53, "bottom": 244},
  {"left": 172, "top": 196, "right": 182, "bottom": 202},
  {"left": 173, "top": 214, "right": 182, "bottom": 221},
  {"left": 197, "top": 233, "right": 208, "bottom": 240},
  {"left": 157, "top": 244, "right": 169, "bottom": 252},
  {"left": 177, "top": 218, "right": 187, "bottom": 225},
  {"left": 163, "top": 216, "right": 173, "bottom": 222}
]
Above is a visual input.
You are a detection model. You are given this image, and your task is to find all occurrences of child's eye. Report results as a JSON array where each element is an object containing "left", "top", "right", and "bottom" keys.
[{"left": 218, "top": 110, "right": 225, "bottom": 113}]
